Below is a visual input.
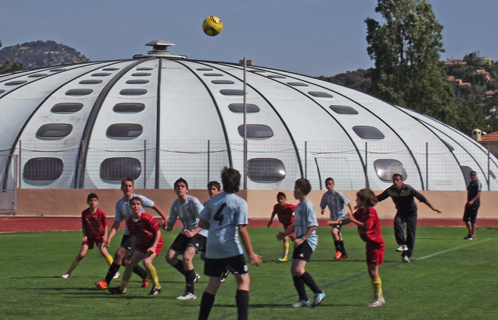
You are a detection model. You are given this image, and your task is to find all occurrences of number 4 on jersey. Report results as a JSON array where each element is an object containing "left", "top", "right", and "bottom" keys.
[{"left": 213, "top": 203, "right": 227, "bottom": 225}]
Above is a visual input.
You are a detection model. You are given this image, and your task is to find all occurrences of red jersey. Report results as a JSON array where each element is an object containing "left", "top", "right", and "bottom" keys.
[
  {"left": 81, "top": 208, "right": 107, "bottom": 239},
  {"left": 272, "top": 203, "right": 296, "bottom": 226},
  {"left": 353, "top": 207, "right": 384, "bottom": 245},
  {"left": 126, "top": 213, "right": 163, "bottom": 248}
]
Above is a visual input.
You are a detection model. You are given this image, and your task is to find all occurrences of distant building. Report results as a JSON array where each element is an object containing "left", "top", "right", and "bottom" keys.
[{"left": 479, "top": 131, "right": 498, "bottom": 158}]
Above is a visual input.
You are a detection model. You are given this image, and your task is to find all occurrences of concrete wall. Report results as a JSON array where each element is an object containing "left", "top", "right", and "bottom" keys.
[{"left": 16, "top": 189, "right": 497, "bottom": 220}]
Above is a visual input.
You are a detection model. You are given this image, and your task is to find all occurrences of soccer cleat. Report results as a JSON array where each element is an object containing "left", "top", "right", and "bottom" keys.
[
  {"left": 291, "top": 300, "right": 310, "bottom": 308},
  {"left": 341, "top": 253, "right": 348, "bottom": 259},
  {"left": 402, "top": 256, "right": 410, "bottom": 263},
  {"left": 468, "top": 236, "right": 475, "bottom": 240},
  {"left": 149, "top": 286, "right": 162, "bottom": 296},
  {"left": 113, "top": 272, "right": 120, "bottom": 279},
  {"left": 396, "top": 245, "right": 408, "bottom": 252},
  {"left": 61, "top": 273, "right": 70, "bottom": 279},
  {"left": 220, "top": 269, "right": 230, "bottom": 283},
  {"left": 463, "top": 234, "right": 472, "bottom": 240},
  {"left": 334, "top": 251, "right": 343, "bottom": 260},
  {"left": 177, "top": 292, "right": 197, "bottom": 300},
  {"left": 194, "top": 273, "right": 200, "bottom": 283},
  {"left": 141, "top": 276, "right": 150, "bottom": 288},
  {"left": 108, "top": 286, "right": 125, "bottom": 294},
  {"left": 95, "top": 280, "right": 108, "bottom": 290},
  {"left": 312, "top": 292, "right": 326, "bottom": 307},
  {"left": 367, "top": 297, "right": 385, "bottom": 307},
  {"left": 278, "top": 256, "right": 288, "bottom": 262}
]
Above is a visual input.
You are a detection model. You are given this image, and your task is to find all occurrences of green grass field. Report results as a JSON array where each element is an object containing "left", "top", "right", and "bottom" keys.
[{"left": 1, "top": 226, "right": 497, "bottom": 320}]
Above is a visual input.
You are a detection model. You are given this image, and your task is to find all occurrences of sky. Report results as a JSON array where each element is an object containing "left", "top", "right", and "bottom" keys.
[{"left": 1, "top": 0, "right": 498, "bottom": 77}]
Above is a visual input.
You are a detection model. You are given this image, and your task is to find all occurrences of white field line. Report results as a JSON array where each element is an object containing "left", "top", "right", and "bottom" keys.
[{"left": 415, "top": 238, "right": 493, "bottom": 261}]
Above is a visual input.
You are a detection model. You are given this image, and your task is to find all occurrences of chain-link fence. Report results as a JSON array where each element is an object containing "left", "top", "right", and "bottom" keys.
[
  {"left": 11, "top": 140, "right": 498, "bottom": 191},
  {"left": 0, "top": 154, "right": 18, "bottom": 214}
]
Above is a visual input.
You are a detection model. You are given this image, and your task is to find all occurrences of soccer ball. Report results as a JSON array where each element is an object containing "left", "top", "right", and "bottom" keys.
[{"left": 202, "top": 16, "right": 223, "bottom": 36}]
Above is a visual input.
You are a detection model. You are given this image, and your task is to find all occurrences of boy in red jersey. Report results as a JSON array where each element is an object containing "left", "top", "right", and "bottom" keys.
[
  {"left": 62, "top": 193, "right": 113, "bottom": 278},
  {"left": 108, "top": 197, "right": 163, "bottom": 295},
  {"left": 268, "top": 192, "right": 296, "bottom": 262},
  {"left": 329, "top": 188, "right": 385, "bottom": 307}
]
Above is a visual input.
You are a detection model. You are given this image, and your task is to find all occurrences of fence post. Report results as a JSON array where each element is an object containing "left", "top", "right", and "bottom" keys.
[
  {"left": 488, "top": 149, "right": 491, "bottom": 191},
  {"left": 426, "top": 142, "right": 429, "bottom": 191},
  {"left": 305, "top": 141, "right": 307, "bottom": 179},
  {"left": 18, "top": 140, "right": 22, "bottom": 189},
  {"left": 365, "top": 142, "right": 368, "bottom": 188},
  {"left": 207, "top": 140, "right": 211, "bottom": 185},
  {"left": 144, "top": 140, "right": 147, "bottom": 189}
]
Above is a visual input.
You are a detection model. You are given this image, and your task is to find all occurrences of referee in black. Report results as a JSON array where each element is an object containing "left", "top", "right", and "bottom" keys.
[{"left": 377, "top": 173, "right": 441, "bottom": 263}]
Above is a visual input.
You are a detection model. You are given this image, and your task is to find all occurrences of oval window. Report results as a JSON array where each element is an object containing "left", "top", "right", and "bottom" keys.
[
  {"left": 120, "top": 89, "right": 147, "bottom": 95},
  {"left": 51, "top": 103, "right": 83, "bottom": 113},
  {"left": 374, "top": 159, "right": 407, "bottom": 182},
  {"left": 247, "top": 158, "right": 286, "bottom": 183},
  {"left": 24, "top": 158, "right": 64, "bottom": 180},
  {"left": 352, "top": 126, "right": 385, "bottom": 139},
  {"left": 237, "top": 124, "right": 273, "bottom": 138},
  {"left": 113, "top": 103, "right": 145, "bottom": 113},
  {"left": 330, "top": 105, "right": 358, "bottom": 115},
  {"left": 228, "top": 103, "right": 260, "bottom": 113},
  {"left": 36, "top": 124, "right": 73, "bottom": 139},
  {"left": 100, "top": 158, "right": 141, "bottom": 180},
  {"left": 66, "top": 89, "right": 93, "bottom": 96},
  {"left": 106, "top": 124, "right": 143, "bottom": 138}
]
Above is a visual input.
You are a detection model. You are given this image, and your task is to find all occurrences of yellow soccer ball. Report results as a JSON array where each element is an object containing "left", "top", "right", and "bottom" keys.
[{"left": 202, "top": 16, "right": 223, "bottom": 36}]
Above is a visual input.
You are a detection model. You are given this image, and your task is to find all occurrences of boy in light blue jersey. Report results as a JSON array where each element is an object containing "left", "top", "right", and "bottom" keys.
[
  {"left": 277, "top": 178, "right": 326, "bottom": 308},
  {"left": 163, "top": 178, "right": 207, "bottom": 300},
  {"left": 95, "top": 178, "right": 167, "bottom": 290},
  {"left": 320, "top": 177, "right": 353, "bottom": 261},
  {"left": 198, "top": 167, "right": 262, "bottom": 320}
]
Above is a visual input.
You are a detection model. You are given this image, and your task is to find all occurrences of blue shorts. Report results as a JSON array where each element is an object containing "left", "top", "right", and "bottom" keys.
[{"left": 463, "top": 204, "right": 480, "bottom": 224}]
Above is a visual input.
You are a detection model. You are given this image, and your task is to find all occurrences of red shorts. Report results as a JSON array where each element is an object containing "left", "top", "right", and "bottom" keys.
[
  {"left": 83, "top": 235, "right": 104, "bottom": 249},
  {"left": 283, "top": 223, "right": 295, "bottom": 238},
  {"left": 366, "top": 243, "right": 384, "bottom": 266},
  {"left": 137, "top": 238, "right": 164, "bottom": 256}
]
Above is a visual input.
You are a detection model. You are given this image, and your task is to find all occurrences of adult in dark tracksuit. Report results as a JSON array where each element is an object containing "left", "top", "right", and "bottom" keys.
[
  {"left": 463, "top": 171, "right": 481, "bottom": 240},
  {"left": 377, "top": 174, "right": 441, "bottom": 263}
]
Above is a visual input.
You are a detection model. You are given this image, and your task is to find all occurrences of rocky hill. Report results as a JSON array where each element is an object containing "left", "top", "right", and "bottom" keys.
[{"left": 0, "top": 40, "right": 89, "bottom": 70}]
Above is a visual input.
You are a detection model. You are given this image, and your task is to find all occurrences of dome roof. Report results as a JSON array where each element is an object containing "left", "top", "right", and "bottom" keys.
[{"left": 1, "top": 46, "right": 496, "bottom": 191}]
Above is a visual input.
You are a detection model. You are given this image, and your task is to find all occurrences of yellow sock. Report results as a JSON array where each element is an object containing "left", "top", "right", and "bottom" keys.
[
  {"left": 119, "top": 267, "right": 133, "bottom": 292},
  {"left": 371, "top": 277, "right": 382, "bottom": 300},
  {"left": 146, "top": 265, "right": 160, "bottom": 288},
  {"left": 283, "top": 242, "right": 289, "bottom": 256},
  {"left": 105, "top": 255, "right": 113, "bottom": 266},
  {"left": 67, "top": 259, "right": 80, "bottom": 274}
]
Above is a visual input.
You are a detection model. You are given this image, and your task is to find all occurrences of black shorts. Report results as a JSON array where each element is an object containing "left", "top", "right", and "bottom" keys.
[
  {"left": 331, "top": 224, "right": 342, "bottom": 232},
  {"left": 463, "top": 204, "right": 480, "bottom": 224},
  {"left": 204, "top": 254, "right": 248, "bottom": 277},
  {"left": 120, "top": 235, "right": 133, "bottom": 252},
  {"left": 169, "top": 233, "right": 206, "bottom": 254},
  {"left": 292, "top": 240, "right": 314, "bottom": 262}
]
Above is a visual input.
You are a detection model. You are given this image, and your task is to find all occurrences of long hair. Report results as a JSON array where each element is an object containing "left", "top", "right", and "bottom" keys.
[{"left": 356, "top": 188, "right": 378, "bottom": 207}]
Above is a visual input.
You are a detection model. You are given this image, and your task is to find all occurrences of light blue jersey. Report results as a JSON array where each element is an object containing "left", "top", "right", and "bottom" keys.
[
  {"left": 294, "top": 198, "right": 319, "bottom": 251},
  {"left": 168, "top": 195, "right": 207, "bottom": 237},
  {"left": 320, "top": 190, "right": 349, "bottom": 221},
  {"left": 199, "top": 192, "right": 247, "bottom": 259},
  {"left": 115, "top": 194, "right": 154, "bottom": 235}
]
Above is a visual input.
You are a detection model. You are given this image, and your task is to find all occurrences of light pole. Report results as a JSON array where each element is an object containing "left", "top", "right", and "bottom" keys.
[{"left": 239, "top": 57, "right": 253, "bottom": 189}]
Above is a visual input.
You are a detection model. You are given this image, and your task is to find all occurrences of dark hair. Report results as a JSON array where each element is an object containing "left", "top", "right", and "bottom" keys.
[
  {"left": 295, "top": 178, "right": 312, "bottom": 196},
  {"left": 174, "top": 177, "right": 189, "bottom": 189},
  {"left": 121, "top": 177, "right": 134, "bottom": 187},
  {"left": 87, "top": 193, "right": 98, "bottom": 201},
  {"left": 470, "top": 171, "right": 476, "bottom": 176},
  {"left": 221, "top": 167, "right": 240, "bottom": 193},
  {"left": 129, "top": 196, "right": 143, "bottom": 206},
  {"left": 277, "top": 192, "right": 286, "bottom": 199},
  {"left": 392, "top": 173, "right": 403, "bottom": 181},
  {"left": 207, "top": 181, "right": 221, "bottom": 191},
  {"left": 356, "top": 188, "right": 378, "bottom": 207},
  {"left": 325, "top": 177, "right": 334, "bottom": 185}
]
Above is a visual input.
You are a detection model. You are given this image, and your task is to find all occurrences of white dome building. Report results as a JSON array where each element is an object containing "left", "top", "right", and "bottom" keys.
[{"left": 1, "top": 41, "right": 496, "bottom": 191}]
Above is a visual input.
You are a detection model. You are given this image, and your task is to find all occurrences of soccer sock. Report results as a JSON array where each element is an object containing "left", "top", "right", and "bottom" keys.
[
  {"left": 199, "top": 291, "right": 216, "bottom": 320},
  {"left": 174, "top": 260, "right": 186, "bottom": 275},
  {"left": 132, "top": 264, "right": 149, "bottom": 279},
  {"left": 293, "top": 276, "right": 308, "bottom": 301},
  {"left": 334, "top": 240, "right": 341, "bottom": 252},
  {"left": 67, "top": 259, "right": 80, "bottom": 274},
  {"left": 185, "top": 269, "right": 196, "bottom": 294},
  {"left": 105, "top": 262, "right": 121, "bottom": 284},
  {"left": 236, "top": 290, "right": 249, "bottom": 320},
  {"left": 146, "top": 264, "right": 160, "bottom": 288},
  {"left": 371, "top": 277, "right": 382, "bottom": 300},
  {"left": 300, "top": 271, "right": 321, "bottom": 294},
  {"left": 340, "top": 241, "right": 347, "bottom": 255},
  {"left": 118, "top": 267, "right": 133, "bottom": 293},
  {"left": 105, "top": 255, "right": 113, "bottom": 266},
  {"left": 283, "top": 242, "right": 289, "bottom": 257}
]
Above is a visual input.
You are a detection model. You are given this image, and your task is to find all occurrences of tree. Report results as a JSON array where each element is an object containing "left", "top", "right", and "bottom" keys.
[
  {"left": 0, "top": 40, "right": 23, "bottom": 74},
  {"left": 365, "top": 0, "right": 459, "bottom": 127}
]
